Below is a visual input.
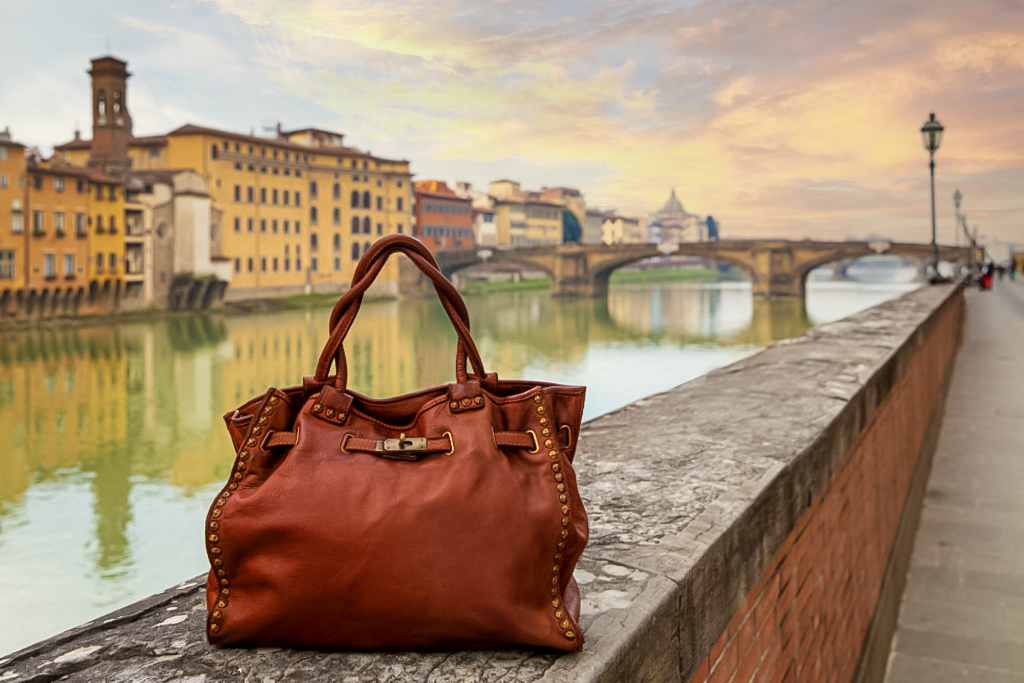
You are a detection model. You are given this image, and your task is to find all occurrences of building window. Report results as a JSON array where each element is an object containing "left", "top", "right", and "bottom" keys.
[
  {"left": 376, "top": 196, "right": 383, "bottom": 210},
  {"left": 0, "top": 173, "right": 7, "bottom": 189},
  {"left": 234, "top": 185, "right": 241, "bottom": 202},
  {"left": 247, "top": 187, "right": 254, "bottom": 203},
  {"left": 351, "top": 243, "right": 360, "bottom": 260},
  {"left": 397, "top": 223, "right": 403, "bottom": 234},
  {"left": 363, "top": 241, "right": 370, "bottom": 255},
  {"left": 109, "top": 186, "right": 117, "bottom": 201},
  {"left": 55, "top": 212, "right": 65, "bottom": 236},
  {"left": 44, "top": 254, "right": 56, "bottom": 279},
  {"left": 310, "top": 206, "right": 318, "bottom": 225},
  {"left": 283, "top": 190, "right": 290, "bottom": 205},
  {"left": 311, "top": 233, "right": 318, "bottom": 252},
  {"left": 284, "top": 220, "right": 290, "bottom": 234},
  {"left": 363, "top": 160, "right": 368, "bottom": 170},
  {"left": 54, "top": 177, "right": 65, "bottom": 192},
  {"left": 353, "top": 174, "right": 359, "bottom": 182},
  {"left": 310, "top": 181, "right": 318, "bottom": 199},
  {"left": 296, "top": 257, "right": 302, "bottom": 271},
  {"left": 234, "top": 217, "right": 241, "bottom": 232},
  {"left": 295, "top": 191, "right": 301, "bottom": 207},
  {"left": 247, "top": 217, "right": 254, "bottom": 233},
  {"left": 397, "top": 197, "right": 403, "bottom": 211},
  {"left": 309, "top": 257, "right": 317, "bottom": 272},
  {"left": 273, "top": 219, "right": 278, "bottom": 233},
  {"left": 96, "top": 215, "right": 103, "bottom": 233},
  {"left": 211, "top": 145, "right": 219, "bottom": 160},
  {"left": 64, "top": 254, "right": 75, "bottom": 277},
  {"left": 261, "top": 257, "right": 267, "bottom": 272},
  {"left": 76, "top": 213, "right": 86, "bottom": 237},
  {"left": 95, "top": 184, "right": 103, "bottom": 200},
  {"left": 362, "top": 216, "right": 371, "bottom": 234},
  {"left": 76, "top": 179, "right": 86, "bottom": 193},
  {"left": 109, "top": 252, "right": 117, "bottom": 271},
  {"left": 234, "top": 258, "right": 241, "bottom": 273},
  {"left": 351, "top": 190, "right": 359, "bottom": 208},
  {"left": 273, "top": 149, "right": 279, "bottom": 160},
  {"left": 261, "top": 219, "right": 267, "bottom": 233},
  {"left": 109, "top": 215, "right": 117, "bottom": 234},
  {"left": 333, "top": 233, "right": 341, "bottom": 251},
  {"left": 334, "top": 257, "right": 341, "bottom": 271},
  {"left": 33, "top": 210, "right": 44, "bottom": 235},
  {"left": 377, "top": 179, "right": 383, "bottom": 187},
  {"left": 295, "top": 220, "right": 301, "bottom": 234},
  {"left": 273, "top": 257, "right": 278, "bottom": 272},
  {"left": 150, "top": 148, "right": 161, "bottom": 158},
  {"left": 260, "top": 148, "right": 266, "bottom": 158},
  {"left": 0, "top": 250, "right": 14, "bottom": 278},
  {"left": 397, "top": 180, "right": 403, "bottom": 188},
  {"left": 377, "top": 223, "right": 383, "bottom": 235},
  {"left": 96, "top": 253, "right": 104, "bottom": 272},
  {"left": 33, "top": 175, "right": 42, "bottom": 190},
  {"left": 248, "top": 257, "right": 254, "bottom": 273},
  {"left": 333, "top": 207, "right": 340, "bottom": 225},
  {"left": 0, "top": 146, "right": 5, "bottom": 160},
  {"left": 362, "top": 191, "right": 370, "bottom": 209},
  {"left": 333, "top": 183, "right": 341, "bottom": 200},
  {"left": 351, "top": 216, "right": 359, "bottom": 234},
  {"left": 260, "top": 188, "right": 267, "bottom": 204},
  {"left": 273, "top": 189, "right": 279, "bottom": 205}
]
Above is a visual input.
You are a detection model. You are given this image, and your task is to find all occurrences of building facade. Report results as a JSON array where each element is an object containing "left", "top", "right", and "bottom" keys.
[
  {"left": 413, "top": 180, "right": 474, "bottom": 252},
  {"left": 652, "top": 189, "right": 704, "bottom": 243}
]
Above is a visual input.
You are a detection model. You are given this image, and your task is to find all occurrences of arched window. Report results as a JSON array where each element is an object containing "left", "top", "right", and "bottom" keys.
[
  {"left": 310, "top": 181, "right": 318, "bottom": 199},
  {"left": 362, "top": 191, "right": 370, "bottom": 209},
  {"left": 363, "top": 242, "right": 370, "bottom": 255},
  {"left": 333, "top": 183, "right": 341, "bottom": 200},
  {"left": 310, "top": 233, "right": 318, "bottom": 251},
  {"left": 351, "top": 216, "right": 359, "bottom": 234},
  {"left": 351, "top": 243, "right": 360, "bottom": 260},
  {"left": 333, "top": 207, "right": 340, "bottom": 225},
  {"left": 351, "top": 190, "right": 359, "bottom": 208},
  {"left": 362, "top": 216, "right": 371, "bottom": 234},
  {"left": 97, "top": 90, "right": 107, "bottom": 124},
  {"left": 113, "top": 91, "right": 123, "bottom": 114},
  {"left": 310, "top": 206, "right": 318, "bottom": 224},
  {"left": 333, "top": 233, "right": 341, "bottom": 251}
]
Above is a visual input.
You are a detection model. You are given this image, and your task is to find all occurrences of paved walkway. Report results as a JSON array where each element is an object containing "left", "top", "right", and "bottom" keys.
[{"left": 885, "top": 279, "right": 1024, "bottom": 682}]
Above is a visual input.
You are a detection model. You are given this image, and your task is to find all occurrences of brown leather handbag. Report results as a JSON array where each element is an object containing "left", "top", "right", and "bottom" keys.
[{"left": 205, "top": 235, "right": 588, "bottom": 652}]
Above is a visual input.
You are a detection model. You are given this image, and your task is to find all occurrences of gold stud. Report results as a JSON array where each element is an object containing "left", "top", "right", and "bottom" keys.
[
  {"left": 544, "top": 439, "right": 553, "bottom": 448},
  {"left": 258, "top": 416, "right": 268, "bottom": 425},
  {"left": 554, "top": 553, "right": 564, "bottom": 562},
  {"left": 554, "top": 473, "right": 564, "bottom": 482},
  {"left": 210, "top": 547, "right": 221, "bottom": 555},
  {"left": 536, "top": 406, "right": 545, "bottom": 414},
  {"left": 217, "top": 599, "right": 227, "bottom": 608},
  {"left": 565, "top": 631, "right": 576, "bottom": 640},
  {"left": 533, "top": 395, "right": 542, "bottom": 403},
  {"left": 217, "top": 569, "right": 226, "bottom": 577},
  {"left": 557, "top": 541, "right": 566, "bottom": 549},
  {"left": 246, "top": 438, "right": 257, "bottom": 447},
  {"left": 237, "top": 463, "right": 247, "bottom": 472},
  {"left": 560, "top": 619, "right": 570, "bottom": 629},
  {"left": 233, "top": 472, "right": 243, "bottom": 481},
  {"left": 325, "top": 408, "right": 335, "bottom": 418},
  {"left": 552, "top": 598, "right": 561, "bottom": 608},
  {"left": 220, "top": 578, "right": 229, "bottom": 587},
  {"left": 556, "top": 484, "right": 565, "bottom": 492},
  {"left": 561, "top": 505, "right": 569, "bottom": 514},
  {"left": 239, "top": 451, "right": 249, "bottom": 460},
  {"left": 221, "top": 588, "right": 230, "bottom": 597},
  {"left": 551, "top": 463, "right": 561, "bottom": 472},
  {"left": 542, "top": 428, "right": 551, "bottom": 436},
  {"left": 268, "top": 396, "right": 279, "bottom": 405},
  {"left": 561, "top": 517, "right": 570, "bottom": 526},
  {"left": 210, "top": 623, "right": 220, "bottom": 634},
  {"left": 555, "top": 609, "right": 564, "bottom": 619},
  {"left": 337, "top": 412, "right": 346, "bottom": 421},
  {"left": 559, "top": 494, "right": 567, "bottom": 503},
  {"left": 551, "top": 576, "right": 558, "bottom": 585},
  {"left": 560, "top": 529, "right": 569, "bottom": 538},
  {"left": 209, "top": 521, "right": 219, "bottom": 530},
  {"left": 263, "top": 405, "right": 273, "bottom": 415},
  {"left": 212, "top": 510, "right": 222, "bottom": 519},
  {"left": 539, "top": 417, "right": 548, "bottom": 426},
  {"left": 213, "top": 559, "right": 223, "bottom": 567},
  {"left": 473, "top": 397, "right": 483, "bottom": 405},
  {"left": 450, "top": 401, "right": 458, "bottom": 409},
  {"left": 221, "top": 491, "right": 231, "bottom": 498},
  {"left": 228, "top": 483, "right": 238, "bottom": 491},
  {"left": 461, "top": 398, "right": 472, "bottom": 407},
  {"left": 312, "top": 403, "right": 323, "bottom": 413},
  {"left": 212, "top": 610, "right": 222, "bottom": 620},
  {"left": 216, "top": 499, "right": 226, "bottom": 507},
  {"left": 548, "top": 450, "right": 558, "bottom": 459},
  {"left": 252, "top": 426, "right": 261, "bottom": 436},
  {"left": 209, "top": 534, "right": 219, "bottom": 543},
  {"left": 552, "top": 565, "right": 559, "bottom": 573}
]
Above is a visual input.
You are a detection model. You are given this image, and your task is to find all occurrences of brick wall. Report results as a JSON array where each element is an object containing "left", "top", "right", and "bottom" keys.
[{"left": 688, "top": 297, "right": 962, "bottom": 683}]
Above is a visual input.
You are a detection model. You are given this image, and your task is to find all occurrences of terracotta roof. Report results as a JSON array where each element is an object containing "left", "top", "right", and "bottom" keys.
[
  {"left": 55, "top": 135, "right": 167, "bottom": 151},
  {"left": 53, "top": 138, "right": 92, "bottom": 151},
  {"left": 28, "top": 163, "right": 121, "bottom": 184},
  {"left": 490, "top": 179, "right": 519, "bottom": 184},
  {"left": 130, "top": 168, "right": 194, "bottom": 184},
  {"left": 416, "top": 190, "right": 471, "bottom": 202}
]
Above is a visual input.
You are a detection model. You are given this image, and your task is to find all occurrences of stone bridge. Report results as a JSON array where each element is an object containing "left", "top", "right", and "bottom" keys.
[{"left": 421, "top": 240, "right": 971, "bottom": 299}]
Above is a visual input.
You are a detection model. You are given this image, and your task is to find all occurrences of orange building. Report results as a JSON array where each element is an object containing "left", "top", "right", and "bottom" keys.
[{"left": 413, "top": 180, "right": 474, "bottom": 253}]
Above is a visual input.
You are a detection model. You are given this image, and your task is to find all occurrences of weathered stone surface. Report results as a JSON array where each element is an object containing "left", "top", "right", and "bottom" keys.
[{"left": 0, "top": 285, "right": 961, "bottom": 683}]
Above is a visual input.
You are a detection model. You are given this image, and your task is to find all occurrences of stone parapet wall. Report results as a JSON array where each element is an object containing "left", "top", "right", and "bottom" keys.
[{"left": 0, "top": 285, "right": 964, "bottom": 682}]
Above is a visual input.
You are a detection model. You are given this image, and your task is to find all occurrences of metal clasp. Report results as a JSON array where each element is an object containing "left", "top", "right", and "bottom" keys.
[{"left": 378, "top": 432, "right": 427, "bottom": 460}]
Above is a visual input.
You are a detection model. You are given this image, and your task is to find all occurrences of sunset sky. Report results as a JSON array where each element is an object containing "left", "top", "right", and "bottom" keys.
[{"left": 2, "top": 0, "right": 1021, "bottom": 252}]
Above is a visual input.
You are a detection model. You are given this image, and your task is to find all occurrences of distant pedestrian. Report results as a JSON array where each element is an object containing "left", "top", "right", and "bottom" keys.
[{"left": 980, "top": 262, "right": 994, "bottom": 290}]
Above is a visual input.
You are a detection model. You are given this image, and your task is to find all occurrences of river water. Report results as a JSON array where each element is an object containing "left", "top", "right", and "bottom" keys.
[{"left": 0, "top": 276, "right": 917, "bottom": 655}]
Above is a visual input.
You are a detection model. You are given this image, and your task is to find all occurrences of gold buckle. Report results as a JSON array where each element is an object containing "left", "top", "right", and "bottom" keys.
[
  {"left": 525, "top": 430, "right": 540, "bottom": 454},
  {"left": 560, "top": 425, "right": 572, "bottom": 449},
  {"left": 443, "top": 431, "right": 455, "bottom": 456}
]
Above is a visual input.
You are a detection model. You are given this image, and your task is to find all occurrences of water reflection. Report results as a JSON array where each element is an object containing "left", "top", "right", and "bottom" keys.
[{"left": 0, "top": 281, "right": 915, "bottom": 655}]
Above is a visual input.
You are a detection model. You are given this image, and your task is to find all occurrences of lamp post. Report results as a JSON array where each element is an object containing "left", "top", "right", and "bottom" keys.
[{"left": 921, "top": 113, "right": 944, "bottom": 279}]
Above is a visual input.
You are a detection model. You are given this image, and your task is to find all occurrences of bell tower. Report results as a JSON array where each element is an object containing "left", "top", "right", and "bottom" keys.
[{"left": 88, "top": 56, "right": 132, "bottom": 180}]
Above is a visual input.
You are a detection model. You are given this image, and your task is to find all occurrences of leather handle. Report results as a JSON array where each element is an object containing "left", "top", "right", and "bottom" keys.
[{"left": 314, "top": 235, "right": 487, "bottom": 391}]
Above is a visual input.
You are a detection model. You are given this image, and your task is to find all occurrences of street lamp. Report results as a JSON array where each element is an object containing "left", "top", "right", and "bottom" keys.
[{"left": 921, "top": 113, "right": 944, "bottom": 279}]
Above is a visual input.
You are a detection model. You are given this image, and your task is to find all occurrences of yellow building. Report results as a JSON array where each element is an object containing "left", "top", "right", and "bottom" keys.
[
  {"left": 0, "top": 134, "right": 27, "bottom": 294},
  {"left": 486, "top": 180, "right": 566, "bottom": 248},
  {"left": 601, "top": 212, "right": 645, "bottom": 245}
]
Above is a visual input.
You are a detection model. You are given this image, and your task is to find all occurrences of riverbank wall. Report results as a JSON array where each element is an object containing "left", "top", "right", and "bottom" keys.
[{"left": 0, "top": 283, "right": 965, "bottom": 682}]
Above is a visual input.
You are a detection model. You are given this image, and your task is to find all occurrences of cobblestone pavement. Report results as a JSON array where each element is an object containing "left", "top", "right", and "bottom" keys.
[{"left": 885, "top": 280, "right": 1024, "bottom": 682}]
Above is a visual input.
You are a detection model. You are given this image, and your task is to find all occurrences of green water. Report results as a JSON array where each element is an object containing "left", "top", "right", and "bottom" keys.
[{"left": 0, "top": 279, "right": 917, "bottom": 655}]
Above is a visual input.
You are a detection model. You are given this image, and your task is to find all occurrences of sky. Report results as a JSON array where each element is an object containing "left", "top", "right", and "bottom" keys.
[{"left": 1, "top": 0, "right": 1022, "bottom": 252}]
